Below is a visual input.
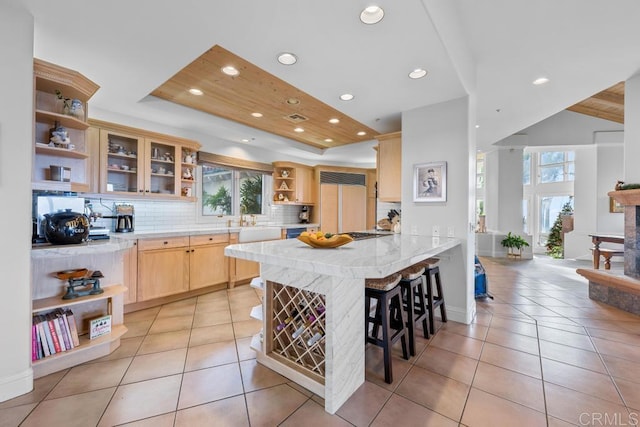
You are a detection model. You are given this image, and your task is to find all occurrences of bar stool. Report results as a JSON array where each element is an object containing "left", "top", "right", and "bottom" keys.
[
  {"left": 416, "top": 259, "right": 447, "bottom": 334},
  {"left": 365, "top": 273, "right": 409, "bottom": 384},
  {"left": 398, "top": 264, "right": 430, "bottom": 356}
]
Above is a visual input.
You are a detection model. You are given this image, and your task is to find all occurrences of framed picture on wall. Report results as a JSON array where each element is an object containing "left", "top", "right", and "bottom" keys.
[
  {"left": 413, "top": 161, "right": 447, "bottom": 202},
  {"left": 609, "top": 197, "right": 624, "bottom": 213}
]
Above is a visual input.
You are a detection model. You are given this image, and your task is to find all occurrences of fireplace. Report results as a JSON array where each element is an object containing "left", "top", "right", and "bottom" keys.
[{"left": 576, "top": 188, "right": 640, "bottom": 315}]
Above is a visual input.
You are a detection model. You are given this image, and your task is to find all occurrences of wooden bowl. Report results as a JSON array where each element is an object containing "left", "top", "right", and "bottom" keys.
[
  {"left": 297, "top": 234, "right": 354, "bottom": 249},
  {"left": 55, "top": 268, "right": 89, "bottom": 280}
]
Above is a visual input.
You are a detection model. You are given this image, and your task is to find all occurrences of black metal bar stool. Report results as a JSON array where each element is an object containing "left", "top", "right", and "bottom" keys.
[
  {"left": 399, "top": 264, "right": 430, "bottom": 356},
  {"left": 416, "top": 259, "right": 447, "bottom": 334},
  {"left": 365, "top": 273, "right": 409, "bottom": 384}
]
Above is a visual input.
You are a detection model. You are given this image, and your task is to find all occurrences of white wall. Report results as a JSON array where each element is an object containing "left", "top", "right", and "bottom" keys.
[
  {"left": 401, "top": 97, "right": 475, "bottom": 324},
  {"left": 0, "top": 2, "right": 35, "bottom": 401}
]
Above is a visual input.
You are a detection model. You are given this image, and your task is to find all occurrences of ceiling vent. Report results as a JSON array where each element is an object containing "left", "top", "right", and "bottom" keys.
[{"left": 283, "top": 113, "right": 308, "bottom": 123}]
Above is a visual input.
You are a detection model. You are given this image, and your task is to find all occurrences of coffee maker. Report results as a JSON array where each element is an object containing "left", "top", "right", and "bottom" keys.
[
  {"left": 299, "top": 205, "right": 310, "bottom": 224},
  {"left": 115, "top": 204, "right": 134, "bottom": 233}
]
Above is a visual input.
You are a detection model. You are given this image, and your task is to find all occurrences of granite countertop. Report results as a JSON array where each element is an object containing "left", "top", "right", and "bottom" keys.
[{"left": 225, "top": 234, "right": 461, "bottom": 279}]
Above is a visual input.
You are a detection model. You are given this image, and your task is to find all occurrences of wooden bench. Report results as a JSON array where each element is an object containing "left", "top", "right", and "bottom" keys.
[{"left": 590, "top": 247, "right": 624, "bottom": 270}]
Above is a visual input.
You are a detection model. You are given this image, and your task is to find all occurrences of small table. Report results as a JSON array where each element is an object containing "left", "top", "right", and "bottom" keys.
[{"left": 589, "top": 234, "right": 624, "bottom": 269}]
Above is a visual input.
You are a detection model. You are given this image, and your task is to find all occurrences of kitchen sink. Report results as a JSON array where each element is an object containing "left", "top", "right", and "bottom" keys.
[{"left": 238, "top": 226, "right": 282, "bottom": 243}]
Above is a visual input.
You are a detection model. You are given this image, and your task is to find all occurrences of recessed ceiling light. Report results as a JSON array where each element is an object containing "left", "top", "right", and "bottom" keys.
[
  {"left": 188, "top": 88, "right": 203, "bottom": 95},
  {"left": 221, "top": 66, "right": 239, "bottom": 76},
  {"left": 286, "top": 98, "right": 300, "bottom": 105},
  {"left": 294, "top": 127, "right": 304, "bottom": 133},
  {"left": 340, "top": 93, "right": 354, "bottom": 101},
  {"left": 357, "top": 131, "right": 367, "bottom": 136},
  {"left": 360, "top": 5, "right": 384, "bottom": 24},
  {"left": 324, "top": 138, "right": 333, "bottom": 143},
  {"left": 241, "top": 138, "right": 250, "bottom": 143},
  {"left": 408, "top": 68, "right": 428, "bottom": 79},
  {"left": 251, "top": 112, "right": 263, "bottom": 118},
  {"left": 277, "top": 52, "right": 298, "bottom": 65},
  {"left": 329, "top": 118, "right": 340, "bottom": 124},
  {"left": 475, "top": 124, "right": 480, "bottom": 128},
  {"left": 533, "top": 77, "right": 549, "bottom": 85}
]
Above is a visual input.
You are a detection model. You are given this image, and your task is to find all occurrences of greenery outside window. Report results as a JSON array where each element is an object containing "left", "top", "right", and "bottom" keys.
[{"left": 200, "top": 164, "right": 269, "bottom": 217}]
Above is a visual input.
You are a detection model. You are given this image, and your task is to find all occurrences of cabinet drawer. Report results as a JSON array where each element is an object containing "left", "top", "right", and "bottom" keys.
[
  {"left": 137, "top": 236, "right": 190, "bottom": 251},
  {"left": 190, "top": 234, "right": 229, "bottom": 246}
]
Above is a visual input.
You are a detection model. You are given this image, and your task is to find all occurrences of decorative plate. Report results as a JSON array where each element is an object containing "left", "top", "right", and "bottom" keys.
[{"left": 297, "top": 234, "right": 354, "bottom": 248}]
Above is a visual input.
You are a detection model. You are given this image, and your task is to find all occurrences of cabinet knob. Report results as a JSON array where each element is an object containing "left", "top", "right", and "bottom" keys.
[
  {"left": 208, "top": 237, "right": 213, "bottom": 241},
  {"left": 163, "top": 241, "right": 168, "bottom": 245}
]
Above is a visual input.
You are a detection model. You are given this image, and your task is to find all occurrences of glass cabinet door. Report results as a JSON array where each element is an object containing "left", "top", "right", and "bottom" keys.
[
  {"left": 145, "top": 139, "right": 179, "bottom": 197},
  {"left": 100, "top": 129, "right": 144, "bottom": 195}
]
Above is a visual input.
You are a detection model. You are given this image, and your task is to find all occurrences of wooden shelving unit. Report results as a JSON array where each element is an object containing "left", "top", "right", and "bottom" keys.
[
  {"left": 33, "top": 58, "right": 99, "bottom": 192},
  {"left": 31, "top": 284, "right": 127, "bottom": 379}
]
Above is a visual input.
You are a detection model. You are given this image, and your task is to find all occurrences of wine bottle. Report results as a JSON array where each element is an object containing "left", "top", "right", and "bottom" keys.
[
  {"left": 276, "top": 308, "right": 299, "bottom": 331},
  {"left": 307, "top": 330, "right": 324, "bottom": 346}
]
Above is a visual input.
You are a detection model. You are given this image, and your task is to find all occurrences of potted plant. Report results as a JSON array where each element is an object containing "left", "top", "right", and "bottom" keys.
[{"left": 501, "top": 232, "right": 530, "bottom": 258}]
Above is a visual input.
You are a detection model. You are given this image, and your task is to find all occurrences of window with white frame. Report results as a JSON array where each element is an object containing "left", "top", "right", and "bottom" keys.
[
  {"left": 200, "top": 164, "right": 269, "bottom": 217},
  {"left": 523, "top": 149, "right": 575, "bottom": 251},
  {"left": 538, "top": 151, "right": 575, "bottom": 183}
]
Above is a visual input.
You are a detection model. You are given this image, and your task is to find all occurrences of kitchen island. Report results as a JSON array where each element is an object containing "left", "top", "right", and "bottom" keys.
[{"left": 225, "top": 233, "right": 461, "bottom": 413}]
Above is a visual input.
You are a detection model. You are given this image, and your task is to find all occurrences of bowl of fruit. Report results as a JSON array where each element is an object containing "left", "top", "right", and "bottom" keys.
[{"left": 297, "top": 231, "right": 354, "bottom": 248}]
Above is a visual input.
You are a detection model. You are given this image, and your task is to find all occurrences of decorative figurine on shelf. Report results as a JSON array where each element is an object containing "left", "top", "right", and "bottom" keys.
[
  {"left": 184, "top": 151, "right": 194, "bottom": 164},
  {"left": 69, "top": 99, "right": 85, "bottom": 120},
  {"left": 183, "top": 168, "right": 193, "bottom": 180},
  {"left": 49, "top": 121, "right": 71, "bottom": 147},
  {"left": 281, "top": 170, "right": 290, "bottom": 178},
  {"left": 55, "top": 90, "right": 71, "bottom": 115}
]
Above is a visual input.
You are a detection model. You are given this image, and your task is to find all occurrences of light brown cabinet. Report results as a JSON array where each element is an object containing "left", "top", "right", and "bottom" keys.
[
  {"left": 273, "top": 161, "right": 316, "bottom": 205},
  {"left": 32, "top": 59, "right": 99, "bottom": 192},
  {"left": 137, "top": 237, "right": 190, "bottom": 302},
  {"left": 189, "top": 234, "right": 230, "bottom": 290},
  {"left": 136, "top": 234, "right": 230, "bottom": 303},
  {"left": 376, "top": 132, "right": 402, "bottom": 202},
  {"left": 89, "top": 119, "right": 200, "bottom": 199},
  {"left": 122, "top": 243, "right": 138, "bottom": 305}
]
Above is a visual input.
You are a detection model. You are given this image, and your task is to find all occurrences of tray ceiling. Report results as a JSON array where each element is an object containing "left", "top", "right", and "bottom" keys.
[{"left": 151, "top": 45, "right": 379, "bottom": 150}]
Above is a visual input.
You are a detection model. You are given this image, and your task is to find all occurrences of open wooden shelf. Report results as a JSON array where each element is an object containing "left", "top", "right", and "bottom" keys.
[
  {"left": 32, "top": 285, "right": 127, "bottom": 313},
  {"left": 35, "top": 143, "right": 90, "bottom": 159}
]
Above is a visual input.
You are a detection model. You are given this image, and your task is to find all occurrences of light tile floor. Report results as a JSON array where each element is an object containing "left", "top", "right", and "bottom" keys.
[{"left": 2, "top": 256, "right": 640, "bottom": 426}]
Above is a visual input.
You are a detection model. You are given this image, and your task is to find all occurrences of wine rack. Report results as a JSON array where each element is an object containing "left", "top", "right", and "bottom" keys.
[{"left": 268, "top": 281, "right": 326, "bottom": 383}]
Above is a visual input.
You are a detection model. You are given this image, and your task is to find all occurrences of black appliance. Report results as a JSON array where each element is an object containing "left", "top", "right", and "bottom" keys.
[{"left": 42, "top": 209, "right": 90, "bottom": 245}]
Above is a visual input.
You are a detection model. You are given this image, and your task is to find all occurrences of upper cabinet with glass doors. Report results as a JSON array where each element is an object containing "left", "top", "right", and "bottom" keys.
[{"left": 89, "top": 119, "right": 200, "bottom": 199}]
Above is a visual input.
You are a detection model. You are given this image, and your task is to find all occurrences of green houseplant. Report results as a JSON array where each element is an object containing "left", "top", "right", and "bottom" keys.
[{"left": 501, "top": 232, "right": 530, "bottom": 258}]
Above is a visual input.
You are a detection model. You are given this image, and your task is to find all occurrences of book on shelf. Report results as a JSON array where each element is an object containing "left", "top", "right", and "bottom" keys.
[
  {"left": 64, "top": 309, "right": 80, "bottom": 347},
  {"left": 89, "top": 314, "right": 112, "bottom": 340},
  {"left": 39, "top": 314, "right": 56, "bottom": 355},
  {"left": 32, "top": 323, "right": 38, "bottom": 361},
  {"left": 45, "top": 313, "right": 62, "bottom": 353},
  {"left": 50, "top": 312, "right": 67, "bottom": 352},
  {"left": 36, "top": 315, "right": 52, "bottom": 357},
  {"left": 55, "top": 309, "right": 72, "bottom": 351}
]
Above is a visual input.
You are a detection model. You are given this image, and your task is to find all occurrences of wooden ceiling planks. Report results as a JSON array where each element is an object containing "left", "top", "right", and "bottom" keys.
[
  {"left": 151, "top": 45, "right": 379, "bottom": 150},
  {"left": 566, "top": 82, "right": 624, "bottom": 124}
]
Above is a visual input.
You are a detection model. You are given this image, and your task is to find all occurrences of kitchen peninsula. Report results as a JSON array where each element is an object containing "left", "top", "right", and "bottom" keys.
[{"left": 225, "top": 233, "right": 461, "bottom": 414}]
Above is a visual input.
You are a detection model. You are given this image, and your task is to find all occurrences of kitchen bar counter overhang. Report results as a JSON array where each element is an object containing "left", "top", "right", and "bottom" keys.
[{"left": 224, "top": 234, "right": 461, "bottom": 414}]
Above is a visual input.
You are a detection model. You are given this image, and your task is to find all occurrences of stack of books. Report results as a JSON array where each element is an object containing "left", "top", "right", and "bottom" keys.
[{"left": 31, "top": 308, "right": 80, "bottom": 360}]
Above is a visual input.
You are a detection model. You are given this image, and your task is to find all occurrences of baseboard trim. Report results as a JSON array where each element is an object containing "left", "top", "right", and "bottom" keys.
[{"left": 0, "top": 367, "right": 33, "bottom": 403}]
